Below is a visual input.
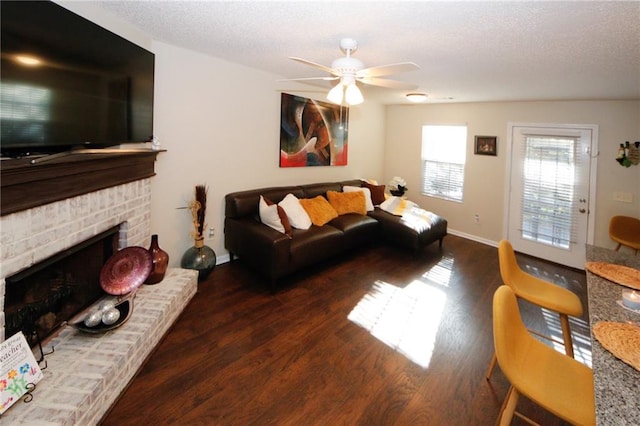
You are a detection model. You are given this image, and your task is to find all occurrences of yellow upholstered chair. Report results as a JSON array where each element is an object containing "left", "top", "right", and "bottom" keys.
[
  {"left": 492, "top": 285, "right": 595, "bottom": 426},
  {"left": 485, "top": 240, "right": 583, "bottom": 379},
  {"left": 609, "top": 215, "right": 640, "bottom": 255}
]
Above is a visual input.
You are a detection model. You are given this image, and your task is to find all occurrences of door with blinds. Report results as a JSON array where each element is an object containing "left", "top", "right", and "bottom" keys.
[{"left": 506, "top": 124, "right": 597, "bottom": 269}]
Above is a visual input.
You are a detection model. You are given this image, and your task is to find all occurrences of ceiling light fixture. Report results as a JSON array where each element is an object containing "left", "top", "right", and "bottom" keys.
[
  {"left": 406, "top": 93, "right": 428, "bottom": 103},
  {"left": 345, "top": 83, "right": 364, "bottom": 105},
  {"left": 327, "top": 75, "right": 364, "bottom": 106},
  {"left": 327, "top": 83, "right": 344, "bottom": 104}
]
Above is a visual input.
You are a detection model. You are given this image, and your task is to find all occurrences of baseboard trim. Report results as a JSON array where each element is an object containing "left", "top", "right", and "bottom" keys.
[
  {"left": 447, "top": 229, "right": 498, "bottom": 248},
  {"left": 217, "top": 252, "right": 231, "bottom": 265}
]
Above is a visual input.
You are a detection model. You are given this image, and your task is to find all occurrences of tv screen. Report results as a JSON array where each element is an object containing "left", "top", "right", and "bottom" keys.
[{"left": 1, "top": 1, "right": 155, "bottom": 157}]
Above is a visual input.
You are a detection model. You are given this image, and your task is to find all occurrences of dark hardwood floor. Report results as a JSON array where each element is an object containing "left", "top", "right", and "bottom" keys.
[{"left": 101, "top": 235, "right": 590, "bottom": 425}]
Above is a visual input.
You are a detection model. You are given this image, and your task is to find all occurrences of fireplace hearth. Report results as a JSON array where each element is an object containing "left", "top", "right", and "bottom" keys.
[{"left": 2, "top": 268, "right": 198, "bottom": 424}]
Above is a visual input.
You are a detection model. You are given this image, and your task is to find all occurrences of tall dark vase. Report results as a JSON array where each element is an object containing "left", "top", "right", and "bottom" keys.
[
  {"left": 181, "top": 237, "right": 216, "bottom": 281},
  {"left": 145, "top": 234, "right": 169, "bottom": 284}
]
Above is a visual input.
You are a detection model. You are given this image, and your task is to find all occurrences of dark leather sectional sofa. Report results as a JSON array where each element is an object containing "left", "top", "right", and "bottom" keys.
[{"left": 224, "top": 179, "right": 447, "bottom": 289}]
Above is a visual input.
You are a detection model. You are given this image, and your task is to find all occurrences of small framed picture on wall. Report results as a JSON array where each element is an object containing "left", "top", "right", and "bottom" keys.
[{"left": 474, "top": 136, "right": 497, "bottom": 156}]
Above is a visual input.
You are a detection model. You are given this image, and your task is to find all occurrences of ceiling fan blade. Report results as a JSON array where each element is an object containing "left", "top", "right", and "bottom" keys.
[
  {"left": 288, "top": 57, "right": 338, "bottom": 76},
  {"left": 359, "top": 77, "right": 419, "bottom": 90},
  {"left": 357, "top": 62, "right": 420, "bottom": 78},
  {"left": 277, "top": 76, "right": 339, "bottom": 82}
]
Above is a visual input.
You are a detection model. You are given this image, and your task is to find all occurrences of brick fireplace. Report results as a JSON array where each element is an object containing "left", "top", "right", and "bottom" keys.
[
  {"left": 0, "top": 158, "right": 198, "bottom": 423},
  {"left": 0, "top": 179, "right": 153, "bottom": 341}
]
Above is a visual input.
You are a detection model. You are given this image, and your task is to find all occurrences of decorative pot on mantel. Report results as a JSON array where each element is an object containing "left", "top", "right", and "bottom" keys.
[
  {"left": 145, "top": 234, "right": 169, "bottom": 285},
  {"left": 180, "top": 237, "right": 216, "bottom": 281}
]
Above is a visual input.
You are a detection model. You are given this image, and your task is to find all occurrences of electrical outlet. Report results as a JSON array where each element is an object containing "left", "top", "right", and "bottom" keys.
[
  {"left": 474, "top": 214, "right": 480, "bottom": 224},
  {"left": 208, "top": 227, "right": 215, "bottom": 237}
]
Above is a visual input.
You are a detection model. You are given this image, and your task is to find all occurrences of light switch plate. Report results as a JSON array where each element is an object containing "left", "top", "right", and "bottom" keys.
[{"left": 613, "top": 191, "right": 633, "bottom": 203}]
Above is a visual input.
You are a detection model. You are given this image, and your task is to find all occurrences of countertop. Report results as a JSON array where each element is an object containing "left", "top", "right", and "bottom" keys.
[{"left": 585, "top": 245, "right": 640, "bottom": 425}]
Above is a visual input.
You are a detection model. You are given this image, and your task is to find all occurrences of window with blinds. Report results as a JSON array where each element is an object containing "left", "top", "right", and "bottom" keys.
[
  {"left": 421, "top": 125, "right": 467, "bottom": 202},
  {"left": 520, "top": 135, "right": 579, "bottom": 249}
]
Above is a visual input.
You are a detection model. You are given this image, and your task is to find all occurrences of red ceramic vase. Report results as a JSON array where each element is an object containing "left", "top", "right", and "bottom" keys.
[{"left": 145, "top": 234, "right": 169, "bottom": 284}]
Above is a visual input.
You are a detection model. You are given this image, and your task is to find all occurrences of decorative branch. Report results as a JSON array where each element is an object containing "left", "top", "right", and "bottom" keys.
[
  {"left": 194, "top": 184, "right": 208, "bottom": 239},
  {"left": 188, "top": 200, "right": 201, "bottom": 240},
  {"left": 178, "top": 184, "right": 209, "bottom": 241}
]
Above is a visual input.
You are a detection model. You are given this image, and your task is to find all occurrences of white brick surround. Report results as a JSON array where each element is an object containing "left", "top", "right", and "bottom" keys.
[
  {"left": 0, "top": 179, "right": 152, "bottom": 341},
  {"left": 0, "top": 179, "right": 198, "bottom": 423}
]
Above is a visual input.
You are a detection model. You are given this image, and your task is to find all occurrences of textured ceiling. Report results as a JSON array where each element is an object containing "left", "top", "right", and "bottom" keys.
[{"left": 95, "top": 1, "right": 640, "bottom": 105}]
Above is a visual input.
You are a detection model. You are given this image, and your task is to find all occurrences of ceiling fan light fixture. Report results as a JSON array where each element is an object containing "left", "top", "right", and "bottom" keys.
[
  {"left": 406, "top": 93, "right": 428, "bottom": 103},
  {"left": 327, "top": 83, "right": 344, "bottom": 104},
  {"left": 345, "top": 83, "right": 364, "bottom": 105},
  {"left": 286, "top": 38, "right": 419, "bottom": 105},
  {"left": 327, "top": 80, "right": 364, "bottom": 106}
]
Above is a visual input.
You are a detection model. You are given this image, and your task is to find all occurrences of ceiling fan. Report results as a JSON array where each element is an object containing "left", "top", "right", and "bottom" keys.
[{"left": 283, "top": 38, "right": 420, "bottom": 105}]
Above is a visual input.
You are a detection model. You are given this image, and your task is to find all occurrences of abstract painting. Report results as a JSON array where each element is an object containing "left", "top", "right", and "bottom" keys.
[{"left": 279, "top": 93, "right": 348, "bottom": 167}]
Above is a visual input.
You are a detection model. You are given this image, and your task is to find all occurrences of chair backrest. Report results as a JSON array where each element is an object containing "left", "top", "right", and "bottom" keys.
[
  {"left": 492, "top": 285, "right": 529, "bottom": 373},
  {"left": 497, "top": 239, "right": 524, "bottom": 290},
  {"left": 609, "top": 215, "right": 640, "bottom": 240}
]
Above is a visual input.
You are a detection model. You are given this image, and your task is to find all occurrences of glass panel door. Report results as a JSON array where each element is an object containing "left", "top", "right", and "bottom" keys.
[{"left": 507, "top": 124, "right": 596, "bottom": 268}]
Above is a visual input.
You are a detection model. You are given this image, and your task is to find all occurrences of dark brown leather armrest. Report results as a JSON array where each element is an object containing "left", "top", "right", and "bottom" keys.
[{"left": 224, "top": 217, "right": 291, "bottom": 282}]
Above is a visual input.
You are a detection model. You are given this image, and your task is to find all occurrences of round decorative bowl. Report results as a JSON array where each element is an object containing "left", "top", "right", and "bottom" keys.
[
  {"left": 100, "top": 246, "right": 152, "bottom": 295},
  {"left": 71, "top": 293, "right": 135, "bottom": 333}
]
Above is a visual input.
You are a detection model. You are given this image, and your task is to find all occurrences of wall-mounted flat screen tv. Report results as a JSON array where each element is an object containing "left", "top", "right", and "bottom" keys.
[{"left": 1, "top": 1, "right": 155, "bottom": 158}]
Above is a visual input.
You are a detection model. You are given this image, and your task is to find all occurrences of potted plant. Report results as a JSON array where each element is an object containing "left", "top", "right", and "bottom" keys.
[{"left": 389, "top": 176, "right": 408, "bottom": 197}]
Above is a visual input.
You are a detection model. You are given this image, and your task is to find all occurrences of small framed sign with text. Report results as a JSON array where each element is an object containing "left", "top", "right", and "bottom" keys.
[
  {"left": 0, "top": 332, "right": 43, "bottom": 414},
  {"left": 474, "top": 136, "right": 497, "bottom": 156}
]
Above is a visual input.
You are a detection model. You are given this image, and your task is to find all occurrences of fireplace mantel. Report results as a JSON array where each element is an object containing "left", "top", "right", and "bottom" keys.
[{"left": 1, "top": 149, "right": 163, "bottom": 216}]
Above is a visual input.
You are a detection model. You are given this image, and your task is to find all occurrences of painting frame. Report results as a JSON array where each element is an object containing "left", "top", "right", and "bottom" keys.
[
  {"left": 474, "top": 136, "right": 497, "bottom": 156},
  {"left": 279, "top": 93, "right": 349, "bottom": 167}
]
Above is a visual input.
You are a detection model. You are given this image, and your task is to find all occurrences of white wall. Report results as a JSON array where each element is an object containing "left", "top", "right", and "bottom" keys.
[
  {"left": 385, "top": 101, "right": 640, "bottom": 248},
  {"left": 150, "top": 42, "right": 386, "bottom": 266}
]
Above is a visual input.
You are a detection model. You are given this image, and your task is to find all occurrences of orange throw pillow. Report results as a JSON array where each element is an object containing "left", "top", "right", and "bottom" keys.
[
  {"left": 326, "top": 190, "right": 366, "bottom": 216},
  {"left": 299, "top": 196, "right": 339, "bottom": 226}
]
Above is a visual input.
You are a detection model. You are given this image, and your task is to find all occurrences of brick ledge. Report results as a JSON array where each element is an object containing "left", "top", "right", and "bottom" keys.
[{"left": 1, "top": 268, "right": 197, "bottom": 425}]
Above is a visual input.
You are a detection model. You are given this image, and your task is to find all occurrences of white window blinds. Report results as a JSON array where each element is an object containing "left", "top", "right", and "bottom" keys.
[
  {"left": 421, "top": 125, "right": 467, "bottom": 202},
  {"left": 520, "top": 135, "right": 580, "bottom": 249}
]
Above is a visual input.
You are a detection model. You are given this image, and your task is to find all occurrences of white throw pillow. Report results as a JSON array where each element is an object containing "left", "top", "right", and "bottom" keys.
[
  {"left": 343, "top": 186, "right": 374, "bottom": 211},
  {"left": 258, "top": 196, "right": 285, "bottom": 233},
  {"left": 278, "top": 193, "right": 312, "bottom": 229}
]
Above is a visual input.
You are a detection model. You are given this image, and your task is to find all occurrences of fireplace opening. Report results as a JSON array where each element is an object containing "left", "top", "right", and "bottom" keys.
[{"left": 4, "top": 225, "right": 121, "bottom": 347}]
